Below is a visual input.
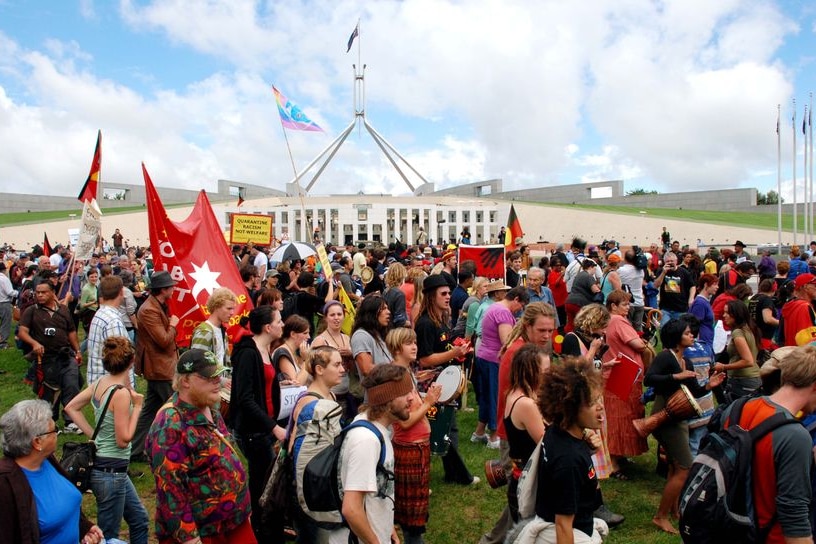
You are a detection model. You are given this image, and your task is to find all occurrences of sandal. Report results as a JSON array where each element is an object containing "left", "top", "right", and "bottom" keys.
[{"left": 609, "top": 470, "right": 631, "bottom": 481}]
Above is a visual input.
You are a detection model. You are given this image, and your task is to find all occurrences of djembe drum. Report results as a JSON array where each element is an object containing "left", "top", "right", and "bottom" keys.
[{"left": 632, "top": 384, "right": 702, "bottom": 438}]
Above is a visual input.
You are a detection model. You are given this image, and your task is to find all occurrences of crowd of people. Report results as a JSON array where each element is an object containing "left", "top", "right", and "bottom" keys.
[{"left": 3, "top": 229, "right": 816, "bottom": 543}]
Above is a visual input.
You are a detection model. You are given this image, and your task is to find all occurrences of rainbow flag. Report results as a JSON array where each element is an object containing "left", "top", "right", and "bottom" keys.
[{"left": 271, "top": 86, "right": 323, "bottom": 132}]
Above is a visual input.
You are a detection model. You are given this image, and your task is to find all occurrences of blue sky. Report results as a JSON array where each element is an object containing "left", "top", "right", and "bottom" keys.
[{"left": 0, "top": 0, "right": 815, "bottom": 200}]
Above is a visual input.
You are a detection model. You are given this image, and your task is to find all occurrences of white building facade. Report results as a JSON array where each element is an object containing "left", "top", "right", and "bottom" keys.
[{"left": 216, "top": 195, "right": 504, "bottom": 246}]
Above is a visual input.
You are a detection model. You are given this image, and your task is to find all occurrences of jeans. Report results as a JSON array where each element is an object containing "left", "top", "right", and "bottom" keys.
[
  {"left": 725, "top": 376, "right": 762, "bottom": 404},
  {"left": 476, "top": 357, "right": 499, "bottom": 432},
  {"left": 688, "top": 425, "right": 709, "bottom": 458},
  {"left": 90, "top": 469, "right": 149, "bottom": 544},
  {"left": 660, "top": 309, "right": 686, "bottom": 328},
  {"left": 628, "top": 305, "right": 645, "bottom": 333},
  {"left": 0, "top": 301, "right": 12, "bottom": 346}
]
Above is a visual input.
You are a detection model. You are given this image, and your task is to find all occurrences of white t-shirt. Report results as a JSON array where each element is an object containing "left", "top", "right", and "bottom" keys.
[
  {"left": 253, "top": 252, "right": 267, "bottom": 276},
  {"left": 353, "top": 252, "right": 367, "bottom": 278},
  {"left": 618, "top": 263, "right": 645, "bottom": 306},
  {"left": 329, "top": 416, "right": 395, "bottom": 544}
]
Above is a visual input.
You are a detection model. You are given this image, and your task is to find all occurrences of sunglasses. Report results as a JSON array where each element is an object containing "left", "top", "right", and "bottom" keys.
[{"left": 36, "top": 429, "right": 62, "bottom": 438}]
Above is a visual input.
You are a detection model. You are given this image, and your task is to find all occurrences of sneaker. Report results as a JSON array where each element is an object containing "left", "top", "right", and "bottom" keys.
[
  {"left": 593, "top": 504, "right": 625, "bottom": 528},
  {"left": 63, "top": 423, "right": 83, "bottom": 435},
  {"left": 470, "top": 432, "right": 488, "bottom": 444},
  {"left": 486, "top": 438, "right": 501, "bottom": 449}
]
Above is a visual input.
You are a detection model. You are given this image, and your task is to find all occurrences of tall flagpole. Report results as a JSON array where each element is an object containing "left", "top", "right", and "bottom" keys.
[
  {"left": 804, "top": 105, "right": 809, "bottom": 243},
  {"left": 793, "top": 98, "right": 798, "bottom": 246},
  {"left": 778, "top": 104, "right": 782, "bottom": 254},
  {"left": 805, "top": 92, "right": 816, "bottom": 246},
  {"left": 277, "top": 113, "right": 310, "bottom": 242}
]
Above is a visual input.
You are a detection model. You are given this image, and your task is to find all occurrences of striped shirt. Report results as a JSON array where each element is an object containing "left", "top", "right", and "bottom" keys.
[{"left": 86, "top": 305, "right": 129, "bottom": 385}]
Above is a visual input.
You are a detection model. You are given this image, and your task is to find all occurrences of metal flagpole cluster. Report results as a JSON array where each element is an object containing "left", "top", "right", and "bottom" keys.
[{"left": 285, "top": 20, "right": 431, "bottom": 196}]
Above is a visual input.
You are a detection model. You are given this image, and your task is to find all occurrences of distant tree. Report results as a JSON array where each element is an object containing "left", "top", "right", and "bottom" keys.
[
  {"left": 626, "top": 188, "right": 659, "bottom": 196},
  {"left": 757, "top": 189, "right": 782, "bottom": 205}
]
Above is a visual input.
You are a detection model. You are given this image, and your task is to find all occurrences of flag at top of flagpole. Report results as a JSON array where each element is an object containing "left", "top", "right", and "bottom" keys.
[
  {"left": 77, "top": 130, "right": 101, "bottom": 206},
  {"left": 504, "top": 204, "right": 524, "bottom": 251},
  {"left": 346, "top": 22, "right": 359, "bottom": 53},
  {"left": 271, "top": 86, "right": 323, "bottom": 132}
]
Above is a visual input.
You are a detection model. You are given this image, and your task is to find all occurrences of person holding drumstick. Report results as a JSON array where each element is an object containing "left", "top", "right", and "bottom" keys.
[
  {"left": 415, "top": 273, "right": 477, "bottom": 485},
  {"left": 387, "top": 327, "right": 442, "bottom": 544},
  {"left": 644, "top": 318, "right": 724, "bottom": 534}
]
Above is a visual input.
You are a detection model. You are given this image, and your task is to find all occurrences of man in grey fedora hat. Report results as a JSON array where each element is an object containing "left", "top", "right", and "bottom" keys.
[{"left": 131, "top": 270, "right": 180, "bottom": 461}]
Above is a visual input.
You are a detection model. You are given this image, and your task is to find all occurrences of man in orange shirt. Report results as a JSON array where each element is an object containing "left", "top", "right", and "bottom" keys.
[{"left": 723, "top": 345, "right": 816, "bottom": 543}]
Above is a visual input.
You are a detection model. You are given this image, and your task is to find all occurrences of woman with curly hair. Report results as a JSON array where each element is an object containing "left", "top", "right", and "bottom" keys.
[
  {"left": 503, "top": 344, "right": 549, "bottom": 522},
  {"left": 519, "top": 357, "right": 607, "bottom": 543}
]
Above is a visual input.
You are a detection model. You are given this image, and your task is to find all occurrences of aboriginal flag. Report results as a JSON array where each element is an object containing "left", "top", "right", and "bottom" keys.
[
  {"left": 42, "top": 232, "right": 53, "bottom": 257},
  {"left": 458, "top": 245, "right": 506, "bottom": 281},
  {"left": 77, "top": 130, "right": 101, "bottom": 204},
  {"left": 504, "top": 205, "right": 523, "bottom": 250}
]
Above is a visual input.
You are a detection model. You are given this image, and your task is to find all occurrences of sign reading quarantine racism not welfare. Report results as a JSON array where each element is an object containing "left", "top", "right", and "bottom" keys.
[{"left": 230, "top": 213, "right": 274, "bottom": 246}]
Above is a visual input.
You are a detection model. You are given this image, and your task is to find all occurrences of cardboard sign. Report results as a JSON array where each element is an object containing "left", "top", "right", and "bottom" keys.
[
  {"left": 230, "top": 213, "right": 273, "bottom": 246},
  {"left": 316, "top": 242, "right": 332, "bottom": 280},
  {"left": 278, "top": 384, "right": 308, "bottom": 420}
]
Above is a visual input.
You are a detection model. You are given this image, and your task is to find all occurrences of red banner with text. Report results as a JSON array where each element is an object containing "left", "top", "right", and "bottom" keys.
[{"left": 143, "top": 164, "right": 252, "bottom": 346}]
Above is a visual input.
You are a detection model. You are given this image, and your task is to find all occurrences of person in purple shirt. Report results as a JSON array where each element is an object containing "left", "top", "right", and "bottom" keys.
[
  {"left": 689, "top": 273, "right": 718, "bottom": 348},
  {"left": 758, "top": 248, "right": 777, "bottom": 281}
]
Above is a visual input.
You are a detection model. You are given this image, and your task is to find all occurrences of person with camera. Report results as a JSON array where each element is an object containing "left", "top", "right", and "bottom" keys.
[
  {"left": 17, "top": 279, "right": 84, "bottom": 432},
  {"left": 654, "top": 252, "right": 695, "bottom": 327}
]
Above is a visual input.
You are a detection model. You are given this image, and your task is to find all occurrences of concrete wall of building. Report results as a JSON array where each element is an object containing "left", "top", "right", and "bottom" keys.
[
  {"left": 496, "top": 180, "right": 625, "bottom": 202},
  {"left": 494, "top": 184, "right": 756, "bottom": 212}
]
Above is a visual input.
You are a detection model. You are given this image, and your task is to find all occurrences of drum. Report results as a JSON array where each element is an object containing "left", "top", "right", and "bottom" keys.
[
  {"left": 434, "top": 365, "right": 466, "bottom": 404},
  {"left": 485, "top": 459, "right": 508, "bottom": 489},
  {"left": 632, "top": 384, "right": 702, "bottom": 438},
  {"left": 218, "top": 388, "right": 231, "bottom": 422},
  {"left": 427, "top": 404, "right": 456, "bottom": 456}
]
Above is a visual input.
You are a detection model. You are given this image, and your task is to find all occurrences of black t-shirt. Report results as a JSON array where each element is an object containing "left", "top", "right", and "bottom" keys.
[
  {"left": 19, "top": 303, "right": 75, "bottom": 356},
  {"left": 295, "top": 291, "right": 323, "bottom": 333},
  {"left": 506, "top": 267, "right": 520, "bottom": 288},
  {"left": 750, "top": 293, "right": 777, "bottom": 340},
  {"left": 415, "top": 313, "right": 452, "bottom": 360},
  {"left": 535, "top": 425, "right": 601, "bottom": 537},
  {"left": 659, "top": 266, "right": 693, "bottom": 312}
]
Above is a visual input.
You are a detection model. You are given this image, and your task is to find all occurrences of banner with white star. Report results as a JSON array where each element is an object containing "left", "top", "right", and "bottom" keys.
[{"left": 143, "top": 163, "right": 253, "bottom": 346}]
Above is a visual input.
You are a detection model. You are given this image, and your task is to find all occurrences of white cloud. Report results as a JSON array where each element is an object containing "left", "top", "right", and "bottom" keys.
[{"left": 0, "top": 0, "right": 806, "bottom": 198}]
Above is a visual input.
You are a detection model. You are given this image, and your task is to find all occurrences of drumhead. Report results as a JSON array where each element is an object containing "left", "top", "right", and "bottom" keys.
[{"left": 434, "top": 366, "right": 463, "bottom": 404}]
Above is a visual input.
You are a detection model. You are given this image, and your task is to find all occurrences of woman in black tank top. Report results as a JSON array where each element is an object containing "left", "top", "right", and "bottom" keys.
[{"left": 503, "top": 344, "right": 550, "bottom": 522}]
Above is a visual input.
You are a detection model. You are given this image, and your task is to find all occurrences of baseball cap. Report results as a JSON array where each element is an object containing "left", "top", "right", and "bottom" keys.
[
  {"left": 177, "top": 349, "right": 228, "bottom": 378},
  {"left": 266, "top": 269, "right": 281, "bottom": 277},
  {"left": 794, "top": 273, "right": 816, "bottom": 289}
]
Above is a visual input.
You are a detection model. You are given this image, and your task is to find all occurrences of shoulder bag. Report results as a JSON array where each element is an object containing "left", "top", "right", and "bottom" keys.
[{"left": 60, "top": 384, "right": 123, "bottom": 493}]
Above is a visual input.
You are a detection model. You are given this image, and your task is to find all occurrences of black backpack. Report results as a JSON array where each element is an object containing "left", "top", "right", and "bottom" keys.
[
  {"left": 281, "top": 291, "right": 301, "bottom": 321},
  {"left": 303, "top": 419, "right": 392, "bottom": 514},
  {"left": 678, "top": 396, "right": 800, "bottom": 543}
]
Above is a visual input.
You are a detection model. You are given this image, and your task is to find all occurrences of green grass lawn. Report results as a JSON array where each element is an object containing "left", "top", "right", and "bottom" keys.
[
  {"left": 0, "top": 346, "right": 679, "bottom": 544},
  {"left": 531, "top": 201, "right": 800, "bottom": 232},
  {"left": 0, "top": 200, "right": 216, "bottom": 227}
]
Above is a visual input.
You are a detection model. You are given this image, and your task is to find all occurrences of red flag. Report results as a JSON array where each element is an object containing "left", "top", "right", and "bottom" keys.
[
  {"left": 42, "top": 232, "right": 53, "bottom": 257},
  {"left": 458, "top": 245, "right": 506, "bottom": 281},
  {"left": 78, "top": 130, "right": 101, "bottom": 204},
  {"left": 143, "top": 163, "right": 253, "bottom": 346},
  {"left": 504, "top": 204, "right": 523, "bottom": 251},
  {"left": 237, "top": 195, "right": 245, "bottom": 207}
]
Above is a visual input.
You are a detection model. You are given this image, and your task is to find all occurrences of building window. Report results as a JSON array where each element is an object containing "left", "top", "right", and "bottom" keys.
[
  {"left": 476, "top": 211, "right": 483, "bottom": 223},
  {"left": 489, "top": 211, "right": 496, "bottom": 223},
  {"left": 462, "top": 211, "right": 470, "bottom": 223}
]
